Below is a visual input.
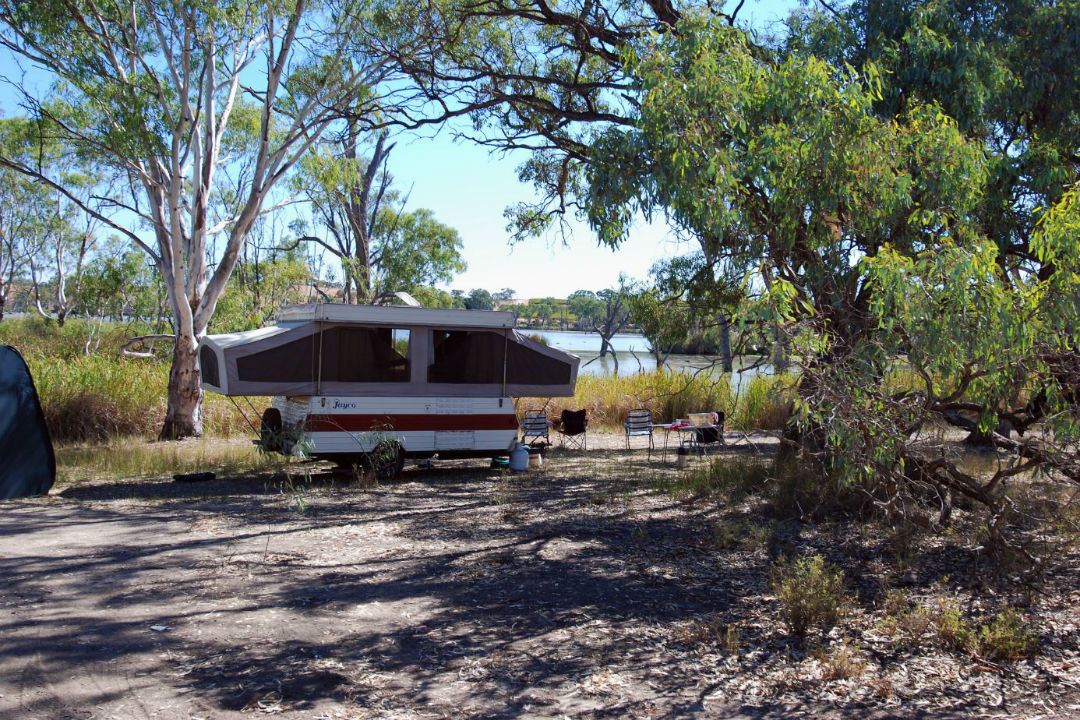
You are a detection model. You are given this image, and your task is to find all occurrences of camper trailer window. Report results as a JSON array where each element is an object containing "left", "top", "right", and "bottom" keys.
[
  {"left": 428, "top": 329, "right": 573, "bottom": 386},
  {"left": 200, "top": 345, "right": 219, "bottom": 387},
  {"left": 323, "top": 326, "right": 409, "bottom": 383},
  {"left": 428, "top": 330, "right": 503, "bottom": 384},
  {"left": 236, "top": 326, "right": 410, "bottom": 384}
]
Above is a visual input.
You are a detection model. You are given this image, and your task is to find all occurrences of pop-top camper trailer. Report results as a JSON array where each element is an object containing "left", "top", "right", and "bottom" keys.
[{"left": 199, "top": 304, "right": 579, "bottom": 474}]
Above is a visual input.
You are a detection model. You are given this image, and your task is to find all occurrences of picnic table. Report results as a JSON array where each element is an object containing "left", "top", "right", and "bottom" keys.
[{"left": 652, "top": 420, "right": 725, "bottom": 462}]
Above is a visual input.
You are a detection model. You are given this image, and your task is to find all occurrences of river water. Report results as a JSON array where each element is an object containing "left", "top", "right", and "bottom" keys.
[{"left": 529, "top": 330, "right": 771, "bottom": 387}]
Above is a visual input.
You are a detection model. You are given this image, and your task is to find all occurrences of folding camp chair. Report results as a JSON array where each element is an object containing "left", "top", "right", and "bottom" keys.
[
  {"left": 624, "top": 408, "right": 654, "bottom": 458},
  {"left": 557, "top": 408, "right": 588, "bottom": 451},
  {"left": 692, "top": 411, "right": 726, "bottom": 454},
  {"left": 521, "top": 410, "right": 551, "bottom": 448}
]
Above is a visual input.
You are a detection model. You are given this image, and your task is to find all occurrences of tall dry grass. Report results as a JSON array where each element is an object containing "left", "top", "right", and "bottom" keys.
[
  {"left": 1, "top": 316, "right": 247, "bottom": 442},
  {"left": 525, "top": 369, "right": 794, "bottom": 431},
  {"left": 54, "top": 436, "right": 294, "bottom": 487}
]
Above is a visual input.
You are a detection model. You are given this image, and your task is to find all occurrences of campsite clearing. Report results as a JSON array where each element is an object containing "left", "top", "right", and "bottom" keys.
[{"left": 2, "top": 434, "right": 1078, "bottom": 719}]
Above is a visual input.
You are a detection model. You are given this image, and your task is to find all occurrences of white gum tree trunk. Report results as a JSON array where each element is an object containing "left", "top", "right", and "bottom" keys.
[{"left": 0, "top": 0, "right": 403, "bottom": 438}]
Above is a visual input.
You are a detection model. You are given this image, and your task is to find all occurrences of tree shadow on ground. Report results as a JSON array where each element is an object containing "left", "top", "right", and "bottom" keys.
[{"left": 2, "top": 447, "right": 1067, "bottom": 719}]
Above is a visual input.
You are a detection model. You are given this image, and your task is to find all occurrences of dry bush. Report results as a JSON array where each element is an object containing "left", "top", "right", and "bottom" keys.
[
  {"left": 976, "top": 608, "right": 1039, "bottom": 662},
  {"left": 712, "top": 517, "right": 774, "bottom": 550},
  {"left": 879, "top": 593, "right": 1039, "bottom": 662},
  {"left": 677, "top": 615, "right": 740, "bottom": 653},
  {"left": 770, "top": 554, "right": 848, "bottom": 637},
  {"left": 817, "top": 643, "right": 867, "bottom": 682}
]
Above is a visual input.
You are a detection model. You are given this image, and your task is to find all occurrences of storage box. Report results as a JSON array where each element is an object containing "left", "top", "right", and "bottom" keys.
[{"left": 688, "top": 412, "right": 713, "bottom": 426}]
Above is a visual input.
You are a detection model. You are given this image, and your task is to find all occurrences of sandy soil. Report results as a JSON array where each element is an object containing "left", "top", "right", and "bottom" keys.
[{"left": 1, "top": 432, "right": 1077, "bottom": 720}]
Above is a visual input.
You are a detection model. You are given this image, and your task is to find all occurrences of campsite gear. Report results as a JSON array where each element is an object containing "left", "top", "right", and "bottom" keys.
[
  {"left": 509, "top": 443, "right": 529, "bottom": 472},
  {"left": 174, "top": 472, "right": 216, "bottom": 483},
  {"left": 691, "top": 411, "right": 726, "bottom": 449},
  {"left": 528, "top": 447, "right": 543, "bottom": 468},
  {"left": 676, "top": 446, "right": 690, "bottom": 468},
  {"left": 0, "top": 346, "right": 55, "bottom": 500},
  {"left": 624, "top": 408, "right": 655, "bottom": 458},
  {"left": 199, "top": 305, "right": 580, "bottom": 475},
  {"left": 521, "top": 410, "right": 551, "bottom": 447},
  {"left": 557, "top": 408, "right": 588, "bottom": 450}
]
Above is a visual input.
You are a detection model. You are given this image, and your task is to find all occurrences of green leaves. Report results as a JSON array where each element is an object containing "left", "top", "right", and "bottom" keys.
[{"left": 586, "top": 10, "right": 986, "bottom": 334}]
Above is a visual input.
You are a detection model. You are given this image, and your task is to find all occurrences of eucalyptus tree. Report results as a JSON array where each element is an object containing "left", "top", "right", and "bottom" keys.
[
  {"left": 788, "top": 0, "right": 1080, "bottom": 264},
  {"left": 294, "top": 129, "right": 465, "bottom": 303},
  {"left": 0, "top": 118, "right": 48, "bottom": 321},
  {"left": 0, "top": 116, "right": 100, "bottom": 326},
  {"left": 464, "top": 288, "right": 494, "bottom": 310},
  {"left": 384, "top": 0, "right": 696, "bottom": 237},
  {"left": 0, "top": 191, "right": 29, "bottom": 322},
  {"left": 592, "top": 287, "right": 629, "bottom": 358},
  {"left": 0, "top": 0, "right": 426, "bottom": 438},
  {"left": 641, "top": 252, "right": 745, "bottom": 371},
  {"left": 585, "top": 13, "right": 1080, "bottom": 539},
  {"left": 25, "top": 172, "right": 101, "bottom": 328},
  {"left": 623, "top": 283, "right": 690, "bottom": 366},
  {"left": 566, "top": 290, "right": 603, "bottom": 330}
]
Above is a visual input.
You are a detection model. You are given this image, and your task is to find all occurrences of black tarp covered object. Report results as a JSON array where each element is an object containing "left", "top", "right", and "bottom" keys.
[{"left": 0, "top": 345, "right": 55, "bottom": 499}]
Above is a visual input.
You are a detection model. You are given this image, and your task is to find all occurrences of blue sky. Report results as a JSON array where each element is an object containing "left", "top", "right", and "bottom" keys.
[
  {"left": 0, "top": 0, "right": 801, "bottom": 299},
  {"left": 377, "top": 0, "right": 800, "bottom": 298}
]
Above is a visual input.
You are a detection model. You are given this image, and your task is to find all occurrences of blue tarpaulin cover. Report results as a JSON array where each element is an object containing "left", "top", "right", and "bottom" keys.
[{"left": 0, "top": 345, "right": 55, "bottom": 500}]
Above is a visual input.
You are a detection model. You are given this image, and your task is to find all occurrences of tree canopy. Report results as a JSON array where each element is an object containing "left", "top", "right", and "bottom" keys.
[
  {"left": 0, "top": 0, "right": 425, "bottom": 437},
  {"left": 576, "top": 6, "right": 1079, "bottom": 532}
]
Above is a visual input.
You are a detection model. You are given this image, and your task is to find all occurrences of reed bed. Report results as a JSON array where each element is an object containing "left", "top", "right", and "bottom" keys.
[
  {"left": 28, "top": 354, "right": 249, "bottom": 441},
  {"left": 524, "top": 369, "right": 794, "bottom": 431}
]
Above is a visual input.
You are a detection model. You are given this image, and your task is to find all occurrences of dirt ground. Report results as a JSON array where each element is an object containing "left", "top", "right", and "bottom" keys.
[{"left": 2, "top": 432, "right": 1078, "bottom": 720}]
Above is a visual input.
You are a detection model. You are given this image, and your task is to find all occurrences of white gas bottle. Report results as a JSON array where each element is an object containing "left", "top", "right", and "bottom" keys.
[{"left": 509, "top": 443, "right": 529, "bottom": 472}]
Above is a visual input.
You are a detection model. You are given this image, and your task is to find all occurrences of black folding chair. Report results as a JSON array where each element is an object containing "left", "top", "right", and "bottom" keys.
[
  {"left": 557, "top": 408, "right": 588, "bottom": 451},
  {"left": 692, "top": 411, "right": 726, "bottom": 453}
]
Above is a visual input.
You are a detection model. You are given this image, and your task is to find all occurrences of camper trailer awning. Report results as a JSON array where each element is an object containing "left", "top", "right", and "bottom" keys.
[{"left": 199, "top": 305, "right": 578, "bottom": 398}]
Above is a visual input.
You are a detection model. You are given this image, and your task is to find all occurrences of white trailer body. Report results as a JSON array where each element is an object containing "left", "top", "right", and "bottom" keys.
[
  {"left": 271, "top": 395, "right": 519, "bottom": 459},
  {"left": 198, "top": 304, "right": 578, "bottom": 465}
]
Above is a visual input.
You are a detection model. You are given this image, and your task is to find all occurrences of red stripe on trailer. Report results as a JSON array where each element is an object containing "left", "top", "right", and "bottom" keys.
[{"left": 304, "top": 413, "right": 520, "bottom": 432}]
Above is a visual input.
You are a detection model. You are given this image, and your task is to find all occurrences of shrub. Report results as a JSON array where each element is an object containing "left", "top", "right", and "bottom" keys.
[
  {"left": 770, "top": 554, "right": 847, "bottom": 637},
  {"left": 712, "top": 517, "right": 774, "bottom": 550},
  {"left": 817, "top": 643, "right": 866, "bottom": 682},
  {"left": 881, "top": 594, "right": 1039, "bottom": 662},
  {"left": 934, "top": 604, "right": 976, "bottom": 653},
  {"left": 878, "top": 591, "right": 935, "bottom": 647},
  {"left": 976, "top": 608, "right": 1038, "bottom": 662},
  {"left": 677, "top": 615, "right": 740, "bottom": 653}
]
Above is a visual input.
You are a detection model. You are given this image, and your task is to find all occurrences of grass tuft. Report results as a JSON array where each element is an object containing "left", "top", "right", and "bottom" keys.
[{"left": 771, "top": 554, "right": 848, "bottom": 637}]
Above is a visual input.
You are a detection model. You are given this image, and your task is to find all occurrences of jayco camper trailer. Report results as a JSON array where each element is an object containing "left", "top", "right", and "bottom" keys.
[{"left": 199, "top": 304, "right": 579, "bottom": 475}]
